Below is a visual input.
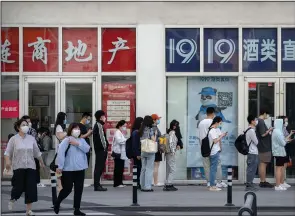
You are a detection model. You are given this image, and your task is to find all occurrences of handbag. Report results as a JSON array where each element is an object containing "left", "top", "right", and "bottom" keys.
[
  {"left": 141, "top": 129, "right": 158, "bottom": 153},
  {"left": 50, "top": 144, "right": 71, "bottom": 172}
]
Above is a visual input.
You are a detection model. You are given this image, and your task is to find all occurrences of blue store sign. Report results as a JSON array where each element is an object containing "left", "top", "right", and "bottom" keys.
[
  {"left": 166, "top": 28, "right": 200, "bottom": 72},
  {"left": 204, "top": 28, "right": 239, "bottom": 72},
  {"left": 242, "top": 28, "right": 277, "bottom": 72},
  {"left": 281, "top": 28, "right": 295, "bottom": 72}
]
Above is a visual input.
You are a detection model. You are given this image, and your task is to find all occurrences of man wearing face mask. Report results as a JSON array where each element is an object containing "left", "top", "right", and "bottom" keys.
[
  {"left": 93, "top": 110, "right": 109, "bottom": 191},
  {"left": 256, "top": 109, "right": 274, "bottom": 188},
  {"left": 22, "top": 115, "right": 45, "bottom": 188}
]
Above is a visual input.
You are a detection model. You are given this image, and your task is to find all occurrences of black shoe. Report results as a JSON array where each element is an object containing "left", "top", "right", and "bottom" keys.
[
  {"left": 259, "top": 182, "right": 273, "bottom": 188},
  {"left": 74, "top": 209, "right": 86, "bottom": 216},
  {"left": 163, "top": 185, "right": 171, "bottom": 191},
  {"left": 94, "top": 185, "right": 108, "bottom": 191},
  {"left": 53, "top": 203, "right": 60, "bottom": 214},
  {"left": 170, "top": 185, "right": 178, "bottom": 191},
  {"left": 141, "top": 189, "right": 154, "bottom": 192}
]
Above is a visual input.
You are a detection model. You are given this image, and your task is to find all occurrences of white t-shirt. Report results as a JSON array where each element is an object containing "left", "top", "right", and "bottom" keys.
[
  {"left": 198, "top": 118, "right": 213, "bottom": 142},
  {"left": 209, "top": 128, "right": 222, "bottom": 156}
]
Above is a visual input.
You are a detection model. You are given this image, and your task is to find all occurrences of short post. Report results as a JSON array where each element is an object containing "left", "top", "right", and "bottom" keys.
[
  {"left": 131, "top": 163, "right": 139, "bottom": 206},
  {"left": 225, "top": 165, "right": 235, "bottom": 206},
  {"left": 50, "top": 171, "right": 57, "bottom": 207},
  {"left": 238, "top": 192, "right": 257, "bottom": 216}
]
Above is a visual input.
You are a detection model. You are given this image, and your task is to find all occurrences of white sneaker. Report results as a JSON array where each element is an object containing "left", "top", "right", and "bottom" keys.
[
  {"left": 216, "top": 182, "right": 228, "bottom": 188},
  {"left": 209, "top": 186, "right": 222, "bottom": 191},
  {"left": 116, "top": 185, "right": 126, "bottom": 188},
  {"left": 84, "top": 184, "right": 90, "bottom": 187},
  {"left": 275, "top": 185, "right": 287, "bottom": 191},
  {"left": 8, "top": 200, "right": 15, "bottom": 211},
  {"left": 207, "top": 182, "right": 210, "bottom": 188},
  {"left": 37, "top": 183, "right": 46, "bottom": 188},
  {"left": 155, "top": 183, "right": 164, "bottom": 187},
  {"left": 26, "top": 210, "right": 35, "bottom": 216},
  {"left": 282, "top": 182, "right": 291, "bottom": 188}
]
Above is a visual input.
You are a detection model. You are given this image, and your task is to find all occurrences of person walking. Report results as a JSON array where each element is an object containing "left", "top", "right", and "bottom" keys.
[
  {"left": 163, "top": 120, "right": 180, "bottom": 192},
  {"left": 4, "top": 118, "right": 45, "bottom": 216},
  {"left": 245, "top": 115, "right": 259, "bottom": 191},
  {"left": 272, "top": 119, "right": 292, "bottom": 191},
  {"left": 53, "top": 123, "right": 90, "bottom": 216},
  {"left": 112, "top": 120, "right": 128, "bottom": 188},
  {"left": 198, "top": 107, "right": 227, "bottom": 188},
  {"left": 208, "top": 116, "right": 227, "bottom": 192},
  {"left": 131, "top": 117, "right": 144, "bottom": 189},
  {"left": 93, "top": 110, "right": 108, "bottom": 191},
  {"left": 256, "top": 109, "right": 274, "bottom": 188},
  {"left": 139, "top": 115, "right": 157, "bottom": 192},
  {"left": 151, "top": 114, "right": 163, "bottom": 187}
]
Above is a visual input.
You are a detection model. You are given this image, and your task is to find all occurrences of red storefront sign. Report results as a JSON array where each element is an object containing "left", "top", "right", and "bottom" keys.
[
  {"left": 248, "top": 82, "right": 256, "bottom": 91},
  {"left": 102, "top": 82, "right": 136, "bottom": 180},
  {"left": 62, "top": 28, "right": 98, "bottom": 72},
  {"left": 23, "top": 27, "right": 58, "bottom": 72},
  {"left": 1, "top": 28, "right": 19, "bottom": 72},
  {"left": 1, "top": 100, "right": 19, "bottom": 118},
  {"left": 102, "top": 28, "right": 136, "bottom": 72}
]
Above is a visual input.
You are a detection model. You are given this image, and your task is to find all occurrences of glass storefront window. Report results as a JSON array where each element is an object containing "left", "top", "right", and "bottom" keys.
[
  {"left": 1, "top": 75, "right": 19, "bottom": 180},
  {"left": 167, "top": 76, "right": 239, "bottom": 180},
  {"left": 101, "top": 76, "right": 136, "bottom": 181}
]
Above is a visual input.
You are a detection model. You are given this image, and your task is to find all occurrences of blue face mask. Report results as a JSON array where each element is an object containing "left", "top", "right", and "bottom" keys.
[
  {"left": 86, "top": 120, "right": 90, "bottom": 125},
  {"left": 63, "top": 119, "right": 67, "bottom": 125},
  {"left": 157, "top": 119, "right": 160, "bottom": 125},
  {"left": 217, "top": 123, "right": 222, "bottom": 129}
]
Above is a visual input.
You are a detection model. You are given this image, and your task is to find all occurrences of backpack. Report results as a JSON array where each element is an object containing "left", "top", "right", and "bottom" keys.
[
  {"left": 234, "top": 128, "right": 252, "bottom": 155},
  {"left": 125, "top": 136, "right": 133, "bottom": 159},
  {"left": 159, "top": 134, "right": 170, "bottom": 153},
  {"left": 201, "top": 128, "right": 213, "bottom": 157}
]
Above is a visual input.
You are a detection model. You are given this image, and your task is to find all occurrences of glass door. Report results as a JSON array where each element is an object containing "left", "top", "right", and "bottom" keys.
[
  {"left": 24, "top": 77, "right": 60, "bottom": 182},
  {"left": 280, "top": 78, "right": 295, "bottom": 182},
  {"left": 244, "top": 77, "right": 280, "bottom": 183},
  {"left": 60, "top": 77, "right": 97, "bottom": 183}
]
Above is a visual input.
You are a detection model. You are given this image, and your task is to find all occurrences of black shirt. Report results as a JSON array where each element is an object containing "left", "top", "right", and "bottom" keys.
[
  {"left": 256, "top": 118, "right": 271, "bottom": 153},
  {"left": 79, "top": 123, "right": 90, "bottom": 145}
]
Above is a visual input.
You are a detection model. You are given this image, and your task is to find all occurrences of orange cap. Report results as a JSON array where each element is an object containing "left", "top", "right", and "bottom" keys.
[{"left": 151, "top": 114, "right": 161, "bottom": 120}]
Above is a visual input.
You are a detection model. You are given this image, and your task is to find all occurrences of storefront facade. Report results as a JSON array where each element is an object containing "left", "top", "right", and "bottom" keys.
[{"left": 1, "top": 1, "right": 295, "bottom": 184}]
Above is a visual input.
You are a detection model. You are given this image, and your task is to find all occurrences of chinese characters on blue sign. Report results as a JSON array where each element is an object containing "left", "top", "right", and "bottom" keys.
[
  {"left": 204, "top": 28, "right": 239, "bottom": 72},
  {"left": 281, "top": 28, "right": 295, "bottom": 72},
  {"left": 165, "top": 28, "right": 200, "bottom": 72},
  {"left": 242, "top": 28, "right": 277, "bottom": 72}
]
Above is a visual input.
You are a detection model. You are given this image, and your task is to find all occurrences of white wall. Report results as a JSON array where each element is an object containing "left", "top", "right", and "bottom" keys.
[{"left": 2, "top": 2, "right": 295, "bottom": 25}]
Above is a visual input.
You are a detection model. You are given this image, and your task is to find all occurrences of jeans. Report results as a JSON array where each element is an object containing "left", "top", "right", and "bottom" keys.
[
  {"left": 165, "top": 153, "right": 176, "bottom": 185},
  {"left": 246, "top": 154, "right": 259, "bottom": 184},
  {"left": 203, "top": 157, "right": 222, "bottom": 184},
  {"left": 209, "top": 152, "right": 220, "bottom": 187},
  {"left": 140, "top": 152, "right": 155, "bottom": 190}
]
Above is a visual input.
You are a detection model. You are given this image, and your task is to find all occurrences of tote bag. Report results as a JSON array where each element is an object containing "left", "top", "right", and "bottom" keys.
[{"left": 141, "top": 128, "right": 158, "bottom": 153}]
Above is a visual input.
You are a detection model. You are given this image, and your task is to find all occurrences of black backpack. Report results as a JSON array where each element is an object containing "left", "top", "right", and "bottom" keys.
[
  {"left": 125, "top": 136, "right": 133, "bottom": 159},
  {"left": 201, "top": 128, "right": 214, "bottom": 157},
  {"left": 235, "top": 128, "right": 252, "bottom": 155}
]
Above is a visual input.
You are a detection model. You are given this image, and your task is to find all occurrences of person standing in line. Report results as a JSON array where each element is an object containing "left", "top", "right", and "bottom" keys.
[
  {"left": 78, "top": 112, "right": 93, "bottom": 187},
  {"left": 112, "top": 120, "right": 128, "bottom": 188},
  {"left": 93, "top": 110, "right": 108, "bottom": 191},
  {"left": 272, "top": 119, "right": 292, "bottom": 191},
  {"left": 54, "top": 112, "right": 68, "bottom": 192},
  {"left": 245, "top": 115, "right": 259, "bottom": 191},
  {"left": 163, "top": 120, "right": 180, "bottom": 192},
  {"left": 256, "top": 109, "right": 274, "bottom": 188},
  {"left": 131, "top": 117, "right": 144, "bottom": 189},
  {"left": 198, "top": 107, "right": 227, "bottom": 188},
  {"left": 151, "top": 114, "right": 163, "bottom": 187},
  {"left": 208, "top": 116, "right": 227, "bottom": 192},
  {"left": 22, "top": 115, "right": 45, "bottom": 188},
  {"left": 139, "top": 115, "right": 157, "bottom": 192},
  {"left": 5, "top": 119, "right": 45, "bottom": 216},
  {"left": 53, "top": 123, "right": 90, "bottom": 216}
]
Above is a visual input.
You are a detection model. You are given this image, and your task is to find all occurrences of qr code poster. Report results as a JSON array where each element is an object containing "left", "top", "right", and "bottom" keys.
[
  {"left": 218, "top": 92, "right": 233, "bottom": 107},
  {"left": 187, "top": 77, "right": 238, "bottom": 168}
]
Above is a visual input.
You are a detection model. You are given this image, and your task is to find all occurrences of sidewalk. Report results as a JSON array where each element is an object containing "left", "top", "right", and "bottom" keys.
[{"left": 1, "top": 185, "right": 295, "bottom": 213}]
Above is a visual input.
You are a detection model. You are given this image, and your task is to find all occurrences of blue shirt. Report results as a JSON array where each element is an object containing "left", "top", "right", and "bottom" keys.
[{"left": 57, "top": 137, "right": 90, "bottom": 171}]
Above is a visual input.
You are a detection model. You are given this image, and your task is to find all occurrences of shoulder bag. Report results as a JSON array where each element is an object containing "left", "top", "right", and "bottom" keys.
[
  {"left": 141, "top": 128, "right": 158, "bottom": 153},
  {"left": 50, "top": 143, "right": 71, "bottom": 172}
]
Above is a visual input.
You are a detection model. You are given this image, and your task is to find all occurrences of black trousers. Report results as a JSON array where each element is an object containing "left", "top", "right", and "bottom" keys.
[
  {"left": 133, "top": 157, "right": 142, "bottom": 187},
  {"left": 113, "top": 158, "right": 124, "bottom": 187},
  {"left": 86, "top": 152, "right": 91, "bottom": 166},
  {"left": 11, "top": 169, "right": 37, "bottom": 204},
  {"left": 34, "top": 158, "right": 40, "bottom": 184},
  {"left": 56, "top": 170, "right": 85, "bottom": 209},
  {"left": 94, "top": 150, "right": 107, "bottom": 188}
]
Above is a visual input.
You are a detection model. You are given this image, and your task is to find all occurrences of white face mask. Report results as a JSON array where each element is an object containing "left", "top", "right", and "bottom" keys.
[
  {"left": 284, "top": 122, "right": 288, "bottom": 127},
  {"left": 255, "top": 120, "right": 259, "bottom": 126},
  {"left": 21, "top": 125, "right": 29, "bottom": 134},
  {"left": 122, "top": 126, "right": 127, "bottom": 131},
  {"left": 28, "top": 122, "right": 32, "bottom": 128},
  {"left": 72, "top": 129, "right": 81, "bottom": 138}
]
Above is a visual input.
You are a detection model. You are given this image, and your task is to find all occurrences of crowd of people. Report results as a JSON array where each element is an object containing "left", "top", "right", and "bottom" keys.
[{"left": 3, "top": 108, "right": 294, "bottom": 215}]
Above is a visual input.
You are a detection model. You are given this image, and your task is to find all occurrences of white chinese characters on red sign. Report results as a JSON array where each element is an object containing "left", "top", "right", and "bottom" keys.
[{"left": 1, "top": 100, "right": 19, "bottom": 119}]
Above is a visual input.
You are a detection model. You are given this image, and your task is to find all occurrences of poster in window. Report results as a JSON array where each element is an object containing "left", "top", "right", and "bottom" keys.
[
  {"left": 1, "top": 28, "right": 19, "bottom": 72},
  {"left": 102, "top": 82, "right": 136, "bottom": 180}
]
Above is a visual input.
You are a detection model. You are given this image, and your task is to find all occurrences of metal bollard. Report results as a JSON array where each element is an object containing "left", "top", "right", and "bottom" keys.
[
  {"left": 50, "top": 171, "right": 57, "bottom": 208},
  {"left": 225, "top": 165, "right": 235, "bottom": 206},
  {"left": 131, "top": 163, "right": 140, "bottom": 206},
  {"left": 238, "top": 192, "right": 257, "bottom": 216}
]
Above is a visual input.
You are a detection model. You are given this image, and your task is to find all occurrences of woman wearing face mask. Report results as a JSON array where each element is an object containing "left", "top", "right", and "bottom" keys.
[
  {"left": 54, "top": 123, "right": 90, "bottom": 216},
  {"left": 112, "top": 120, "right": 128, "bottom": 188},
  {"left": 54, "top": 112, "right": 68, "bottom": 192},
  {"left": 208, "top": 116, "right": 227, "bottom": 192},
  {"left": 4, "top": 119, "right": 45, "bottom": 216}
]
